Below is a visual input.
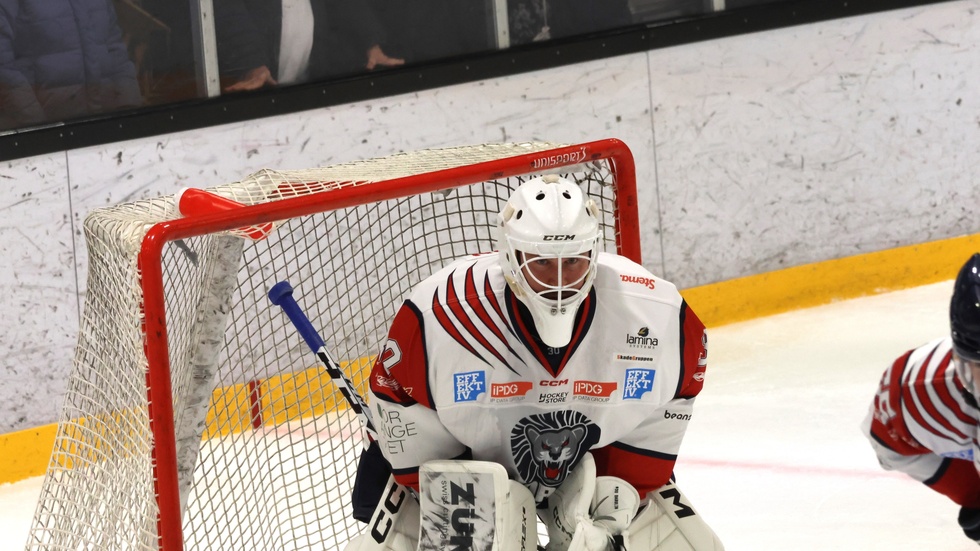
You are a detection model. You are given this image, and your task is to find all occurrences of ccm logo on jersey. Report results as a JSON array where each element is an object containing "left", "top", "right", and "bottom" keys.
[{"left": 540, "top": 379, "right": 568, "bottom": 387}]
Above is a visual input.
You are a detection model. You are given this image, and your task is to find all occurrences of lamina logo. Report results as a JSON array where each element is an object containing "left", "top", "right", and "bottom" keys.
[
  {"left": 626, "top": 327, "right": 658, "bottom": 348},
  {"left": 620, "top": 274, "right": 656, "bottom": 290}
]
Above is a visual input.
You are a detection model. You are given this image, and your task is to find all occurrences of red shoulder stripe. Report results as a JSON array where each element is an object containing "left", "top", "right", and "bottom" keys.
[
  {"left": 432, "top": 289, "right": 488, "bottom": 366},
  {"left": 933, "top": 350, "right": 978, "bottom": 427},
  {"left": 903, "top": 346, "right": 964, "bottom": 441}
]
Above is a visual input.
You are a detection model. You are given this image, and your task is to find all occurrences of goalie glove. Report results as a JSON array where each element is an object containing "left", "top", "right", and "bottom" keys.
[
  {"left": 625, "top": 480, "right": 724, "bottom": 551},
  {"left": 958, "top": 507, "right": 980, "bottom": 543},
  {"left": 540, "top": 453, "right": 641, "bottom": 551}
]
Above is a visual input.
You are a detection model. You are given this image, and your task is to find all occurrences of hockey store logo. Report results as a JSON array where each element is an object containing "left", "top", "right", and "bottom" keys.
[
  {"left": 626, "top": 327, "right": 658, "bottom": 349},
  {"left": 538, "top": 378, "right": 569, "bottom": 404},
  {"left": 454, "top": 371, "right": 486, "bottom": 402},
  {"left": 539, "top": 392, "right": 569, "bottom": 404}
]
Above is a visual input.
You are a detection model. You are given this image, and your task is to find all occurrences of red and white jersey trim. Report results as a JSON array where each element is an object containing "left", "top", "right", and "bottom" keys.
[{"left": 869, "top": 337, "right": 979, "bottom": 459}]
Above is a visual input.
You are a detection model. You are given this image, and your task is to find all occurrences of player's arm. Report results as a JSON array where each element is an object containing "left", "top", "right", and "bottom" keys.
[
  {"left": 590, "top": 396, "right": 692, "bottom": 496},
  {"left": 593, "top": 300, "right": 707, "bottom": 495},
  {"left": 865, "top": 347, "right": 980, "bottom": 508},
  {"left": 368, "top": 300, "right": 468, "bottom": 490}
]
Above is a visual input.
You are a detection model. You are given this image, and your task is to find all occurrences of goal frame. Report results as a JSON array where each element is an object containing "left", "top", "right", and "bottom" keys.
[{"left": 131, "top": 138, "right": 638, "bottom": 550}]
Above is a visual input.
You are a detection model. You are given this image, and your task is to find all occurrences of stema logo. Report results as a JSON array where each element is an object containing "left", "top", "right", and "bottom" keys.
[
  {"left": 619, "top": 274, "right": 657, "bottom": 289},
  {"left": 626, "top": 327, "right": 658, "bottom": 349}
]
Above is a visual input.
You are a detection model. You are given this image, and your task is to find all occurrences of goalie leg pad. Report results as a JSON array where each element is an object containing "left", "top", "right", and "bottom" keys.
[
  {"left": 417, "top": 459, "right": 537, "bottom": 551},
  {"left": 626, "top": 481, "right": 724, "bottom": 551},
  {"left": 345, "top": 474, "right": 419, "bottom": 551}
]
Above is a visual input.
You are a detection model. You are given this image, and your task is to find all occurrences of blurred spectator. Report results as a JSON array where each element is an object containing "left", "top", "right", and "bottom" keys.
[
  {"left": 509, "top": 0, "right": 633, "bottom": 44},
  {"left": 113, "top": 0, "right": 201, "bottom": 105},
  {"left": 370, "top": 1, "right": 492, "bottom": 64},
  {"left": 630, "top": 0, "right": 713, "bottom": 22},
  {"left": 0, "top": 0, "right": 143, "bottom": 131},
  {"left": 215, "top": 0, "right": 404, "bottom": 93}
]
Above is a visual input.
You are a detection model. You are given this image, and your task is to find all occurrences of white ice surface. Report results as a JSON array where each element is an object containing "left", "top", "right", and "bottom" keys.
[{"left": 2, "top": 280, "right": 974, "bottom": 550}]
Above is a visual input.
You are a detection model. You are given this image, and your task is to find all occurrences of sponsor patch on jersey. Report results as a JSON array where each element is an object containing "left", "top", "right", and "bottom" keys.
[
  {"left": 490, "top": 381, "right": 534, "bottom": 402},
  {"left": 538, "top": 392, "right": 569, "bottom": 404},
  {"left": 620, "top": 274, "right": 657, "bottom": 290},
  {"left": 454, "top": 371, "right": 486, "bottom": 402},
  {"left": 626, "top": 327, "right": 659, "bottom": 350},
  {"left": 939, "top": 449, "right": 974, "bottom": 460},
  {"left": 623, "top": 368, "right": 656, "bottom": 399},
  {"left": 663, "top": 409, "right": 692, "bottom": 421},
  {"left": 572, "top": 380, "right": 617, "bottom": 402},
  {"left": 615, "top": 353, "right": 655, "bottom": 362}
]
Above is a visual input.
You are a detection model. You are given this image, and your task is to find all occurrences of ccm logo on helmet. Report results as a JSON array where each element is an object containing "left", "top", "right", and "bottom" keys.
[{"left": 543, "top": 235, "right": 575, "bottom": 241}]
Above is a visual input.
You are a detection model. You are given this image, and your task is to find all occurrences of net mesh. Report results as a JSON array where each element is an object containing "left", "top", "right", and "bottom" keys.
[{"left": 25, "top": 141, "right": 630, "bottom": 550}]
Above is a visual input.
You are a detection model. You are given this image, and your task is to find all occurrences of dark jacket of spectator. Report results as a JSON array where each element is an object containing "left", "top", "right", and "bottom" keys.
[
  {"left": 0, "top": 0, "right": 142, "bottom": 130},
  {"left": 216, "top": 0, "right": 388, "bottom": 85}
]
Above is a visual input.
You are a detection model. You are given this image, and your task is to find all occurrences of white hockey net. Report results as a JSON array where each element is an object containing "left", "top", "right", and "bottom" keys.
[{"left": 25, "top": 140, "right": 638, "bottom": 551}]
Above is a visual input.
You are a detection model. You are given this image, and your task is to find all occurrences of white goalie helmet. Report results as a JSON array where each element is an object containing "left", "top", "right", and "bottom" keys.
[{"left": 497, "top": 174, "right": 601, "bottom": 347}]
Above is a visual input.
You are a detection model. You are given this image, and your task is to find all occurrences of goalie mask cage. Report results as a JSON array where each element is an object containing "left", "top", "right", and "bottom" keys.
[{"left": 25, "top": 138, "right": 639, "bottom": 551}]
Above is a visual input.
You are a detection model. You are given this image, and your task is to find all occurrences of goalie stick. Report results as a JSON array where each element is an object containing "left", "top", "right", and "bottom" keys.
[
  {"left": 269, "top": 281, "right": 419, "bottom": 551},
  {"left": 268, "top": 280, "right": 377, "bottom": 438}
]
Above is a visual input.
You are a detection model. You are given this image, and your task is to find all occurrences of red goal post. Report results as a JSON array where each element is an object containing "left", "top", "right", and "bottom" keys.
[{"left": 26, "top": 139, "right": 639, "bottom": 551}]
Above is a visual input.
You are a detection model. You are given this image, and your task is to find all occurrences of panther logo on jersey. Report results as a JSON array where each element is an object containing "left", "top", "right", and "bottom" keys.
[{"left": 510, "top": 411, "right": 600, "bottom": 503}]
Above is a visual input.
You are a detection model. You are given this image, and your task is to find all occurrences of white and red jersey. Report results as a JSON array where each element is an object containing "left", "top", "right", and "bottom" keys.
[
  {"left": 368, "top": 252, "right": 708, "bottom": 502},
  {"left": 868, "top": 337, "right": 980, "bottom": 459},
  {"left": 866, "top": 336, "right": 980, "bottom": 507}
]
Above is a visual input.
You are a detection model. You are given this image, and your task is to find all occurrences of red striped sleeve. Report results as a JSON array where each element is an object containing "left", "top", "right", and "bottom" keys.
[
  {"left": 901, "top": 347, "right": 954, "bottom": 441},
  {"left": 910, "top": 358, "right": 970, "bottom": 441},
  {"left": 932, "top": 350, "right": 978, "bottom": 428},
  {"left": 369, "top": 302, "right": 434, "bottom": 409},
  {"left": 868, "top": 350, "right": 928, "bottom": 454}
]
